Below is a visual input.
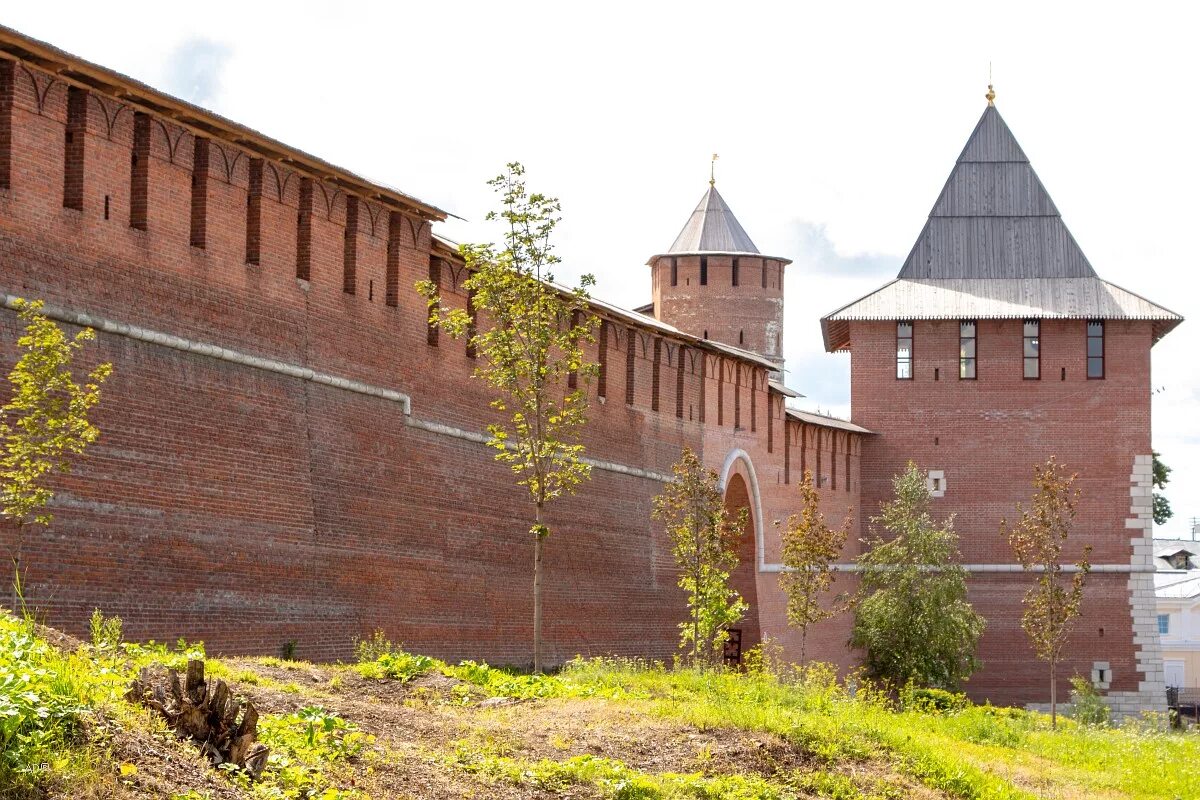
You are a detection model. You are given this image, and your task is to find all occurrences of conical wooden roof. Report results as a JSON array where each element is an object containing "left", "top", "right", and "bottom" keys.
[{"left": 666, "top": 186, "right": 760, "bottom": 255}]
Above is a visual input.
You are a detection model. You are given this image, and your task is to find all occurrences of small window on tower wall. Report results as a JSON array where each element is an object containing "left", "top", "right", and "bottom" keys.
[
  {"left": 1087, "top": 321, "right": 1104, "bottom": 379},
  {"left": 1023, "top": 320, "right": 1040, "bottom": 379},
  {"left": 959, "top": 321, "right": 977, "bottom": 379},
  {"left": 896, "top": 322, "right": 913, "bottom": 379}
]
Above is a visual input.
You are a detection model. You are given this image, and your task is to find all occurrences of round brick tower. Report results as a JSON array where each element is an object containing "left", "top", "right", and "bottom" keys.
[{"left": 647, "top": 183, "right": 790, "bottom": 369}]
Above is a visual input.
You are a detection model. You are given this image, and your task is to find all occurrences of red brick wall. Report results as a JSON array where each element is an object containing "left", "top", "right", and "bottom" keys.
[
  {"left": 849, "top": 317, "right": 1152, "bottom": 701},
  {"left": 651, "top": 255, "right": 786, "bottom": 365},
  {"left": 0, "top": 57, "right": 852, "bottom": 668}
]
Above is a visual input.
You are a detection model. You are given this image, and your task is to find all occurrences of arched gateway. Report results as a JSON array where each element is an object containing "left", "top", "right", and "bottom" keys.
[{"left": 720, "top": 450, "right": 764, "bottom": 664}]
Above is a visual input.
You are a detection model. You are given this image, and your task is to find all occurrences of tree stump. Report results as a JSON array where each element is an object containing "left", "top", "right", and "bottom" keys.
[{"left": 126, "top": 659, "right": 269, "bottom": 780}]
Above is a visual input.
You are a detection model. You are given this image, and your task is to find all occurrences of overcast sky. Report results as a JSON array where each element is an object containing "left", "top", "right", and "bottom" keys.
[{"left": 6, "top": 1, "right": 1197, "bottom": 534}]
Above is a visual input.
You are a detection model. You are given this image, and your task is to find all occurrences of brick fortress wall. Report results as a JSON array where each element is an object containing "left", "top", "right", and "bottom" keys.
[{"left": 0, "top": 54, "right": 863, "bottom": 667}]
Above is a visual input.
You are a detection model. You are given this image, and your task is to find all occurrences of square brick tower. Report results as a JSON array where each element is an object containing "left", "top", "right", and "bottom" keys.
[{"left": 821, "top": 92, "right": 1183, "bottom": 712}]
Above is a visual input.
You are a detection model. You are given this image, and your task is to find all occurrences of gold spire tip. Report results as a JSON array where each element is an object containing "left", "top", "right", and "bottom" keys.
[
  {"left": 986, "top": 83, "right": 996, "bottom": 106},
  {"left": 709, "top": 153, "right": 719, "bottom": 187}
]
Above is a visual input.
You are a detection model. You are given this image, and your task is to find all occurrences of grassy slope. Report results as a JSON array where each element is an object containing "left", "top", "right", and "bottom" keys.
[{"left": 2, "top": 612, "right": 1199, "bottom": 800}]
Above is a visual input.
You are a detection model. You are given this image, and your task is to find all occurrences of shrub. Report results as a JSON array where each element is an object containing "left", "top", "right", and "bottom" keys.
[
  {"left": 902, "top": 684, "right": 970, "bottom": 714},
  {"left": 353, "top": 629, "right": 396, "bottom": 663},
  {"left": 89, "top": 608, "right": 123, "bottom": 652},
  {"left": 1069, "top": 675, "right": 1110, "bottom": 727}
]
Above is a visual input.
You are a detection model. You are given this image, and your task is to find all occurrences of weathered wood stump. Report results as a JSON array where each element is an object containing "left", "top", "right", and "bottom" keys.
[{"left": 126, "top": 659, "right": 269, "bottom": 780}]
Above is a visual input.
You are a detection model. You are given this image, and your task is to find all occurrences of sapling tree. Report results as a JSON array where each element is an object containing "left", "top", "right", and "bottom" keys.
[
  {"left": 652, "top": 447, "right": 747, "bottom": 666},
  {"left": 1001, "top": 456, "right": 1091, "bottom": 728},
  {"left": 851, "top": 462, "right": 984, "bottom": 689},
  {"left": 418, "top": 163, "right": 597, "bottom": 672},
  {"left": 1, "top": 298, "right": 112, "bottom": 609},
  {"left": 778, "top": 469, "right": 851, "bottom": 665}
]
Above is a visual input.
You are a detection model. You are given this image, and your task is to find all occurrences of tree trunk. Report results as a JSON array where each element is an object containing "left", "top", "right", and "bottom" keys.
[
  {"left": 127, "top": 659, "right": 269, "bottom": 779},
  {"left": 533, "top": 503, "right": 545, "bottom": 674},
  {"left": 1050, "top": 658, "right": 1057, "bottom": 729},
  {"left": 800, "top": 626, "right": 808, "bottom": 668}
]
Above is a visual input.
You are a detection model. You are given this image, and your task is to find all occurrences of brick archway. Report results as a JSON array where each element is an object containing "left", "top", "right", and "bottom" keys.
[{"left": 720, "top": 449, "right": 763, "bottom": 660}]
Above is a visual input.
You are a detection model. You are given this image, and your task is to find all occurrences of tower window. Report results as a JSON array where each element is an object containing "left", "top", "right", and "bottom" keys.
[
  {"left": 700, "top": 256, "right": 708, "bottom": 286},
  {"left": 1087, "top": 321, "right": 1104, "bottom": 379},
  {"left": 1023, "top": 320, "right": 1040, "bottom": 379},
  {"left": 670, "top": 257, "right": 678, "bottom": 287},
  {"left": 959, "top": 321, "right": 977, "bottom": 379},
  {"left": 732, "top": 257, "right": 739, "bottom": 286},
  {"left": 896, "top": 322, "right": 913, "bottom": 380}
]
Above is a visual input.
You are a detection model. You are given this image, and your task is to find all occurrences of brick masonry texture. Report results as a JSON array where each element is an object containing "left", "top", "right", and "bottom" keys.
[{"left": 0, "top": 48, "right": 1163, "bottom": 711}]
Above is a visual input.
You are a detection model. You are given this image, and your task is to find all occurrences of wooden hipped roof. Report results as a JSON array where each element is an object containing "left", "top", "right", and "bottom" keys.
[{"left": 821, "top": 102, "right": 1182, "bottom": 351}]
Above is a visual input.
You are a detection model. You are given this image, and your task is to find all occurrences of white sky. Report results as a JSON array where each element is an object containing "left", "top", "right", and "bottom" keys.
[{"left": 6, "top": 1, "right": 1198, "bottom": 534}]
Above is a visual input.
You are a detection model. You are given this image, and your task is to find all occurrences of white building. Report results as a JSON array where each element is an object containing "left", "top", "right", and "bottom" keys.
[{"left": 1154, "top": 539, "right": 1200, "bottom": 689}]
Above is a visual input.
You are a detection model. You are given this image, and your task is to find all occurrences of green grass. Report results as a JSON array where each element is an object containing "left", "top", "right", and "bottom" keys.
[
  {"left": 552, "top": 659, "right": 1200, "bottom": 800},
  {"left": 4, "top": 610, "right": 1199, "bottom": 800}
]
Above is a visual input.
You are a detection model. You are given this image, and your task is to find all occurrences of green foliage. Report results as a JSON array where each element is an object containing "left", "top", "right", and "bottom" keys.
[
  {"left": 121, "top": 638, "right": 208, "bottom": 673},
  {"left": 778, "top": 470, "right": 851, "bottom": 663},
  {"left": 1068, "top": 675, "right": 1111, "bottom": 727},
  {"left": 417, "top": 163, "right": 598, "bottom": 671},
  {"left": 652, "top": 447, "right": 748, "bottom": 665},
  {"left": 1001, "top": 457, "right": 1090, "bottom": 727},
  {"left": 418, "top": 163, "right": 597, "bottom": 510},
  {"left": 851, "top": 462, "right": 984, "bottom": 689},
  {"left": 250, "top": 706, "right": 373, "bottom": 799},
  {"left": 1152, "top": 450, "right": 1173, "bottom": 525},
  {"left": 0, "top": 613, "right": 93, "bottom": 792},
  {"left": 447, "top": 659, "right": 567, "bottom": 699},
  {"left": 900, "top": 684, "right": 970, "bottom": 714},
  {"left": 355, "top": 650, "right": 437, "bottom": 682},
  {"left": 88, "top": 608, "right": 122, "bottom": 653},
  {"left": 1, "top": 298, "right": 112, "bottom": 601},
  {"left": 353, "top": 630, "right": 395, "bottom": 663}
]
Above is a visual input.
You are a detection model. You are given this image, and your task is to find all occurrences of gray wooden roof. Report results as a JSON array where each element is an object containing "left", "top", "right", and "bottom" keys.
[
  {"left": 665, "top": 186, "right": 760, "bottom": 255},
  {"left": 647, "top": 184, "right": 790, "bottom": 265},
  {"left": 900, "top": 105, "right": 1094, "bottom": 280},
  {"left": 821, "top": 102, "right": 1182, "bottom": 351}
]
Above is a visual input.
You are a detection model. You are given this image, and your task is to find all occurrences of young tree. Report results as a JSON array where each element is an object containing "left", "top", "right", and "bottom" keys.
[
  {"left": 778, "top": 469, "right": 851, "bottom": 665},
  {"left": 1001, "top": 457, "right": 1091, "bottom": 728},
  {"left": 851, "top": 462, "right": 984, "bottom": 689},
  {"left": 1152, "top": 450, "right": 1173, "bottom": 526},
  {"left": 1, "top": 298, "right": 112, "bottom": 609},
  {"left": 652, "top": 448, "right": 747, "bottom": 666},
  {"left": 418, "top": 163, "right": 596, "bottom": 672}
]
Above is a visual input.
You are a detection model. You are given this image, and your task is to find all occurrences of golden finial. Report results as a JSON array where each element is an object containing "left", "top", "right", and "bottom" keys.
[
  {"left": 986, "top": 61, "right": 995, "bottom": 106},
  {"left": 710, "top": 153, "right": 719, "bottom": 187}
]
